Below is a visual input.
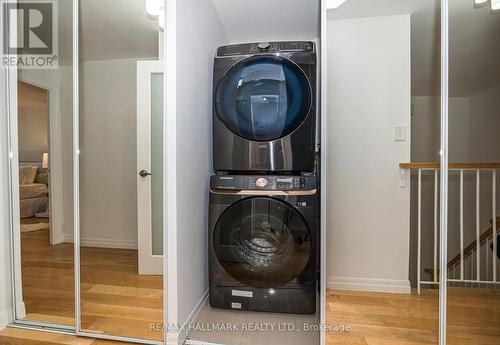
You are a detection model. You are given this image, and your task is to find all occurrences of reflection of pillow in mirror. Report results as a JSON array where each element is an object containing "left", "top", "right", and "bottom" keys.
[
  {"left": 35, "top": 172, "right": 49, "bottom": 185},
  {"left": 19, "top": 165, "right": 38, "bottom": 185}
]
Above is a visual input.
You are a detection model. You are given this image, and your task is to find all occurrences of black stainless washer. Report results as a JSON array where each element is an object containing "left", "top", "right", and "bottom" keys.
[{"left": 208, "top": 175, "right": 319, "bottom": 314}]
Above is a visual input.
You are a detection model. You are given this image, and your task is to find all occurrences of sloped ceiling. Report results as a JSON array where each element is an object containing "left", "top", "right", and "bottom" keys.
[
  {"left": 212, "top": 0, "right": 321, "bottom": 43},
  {"left": 329, "top": 0, "right": 500, "bottom": 97}
]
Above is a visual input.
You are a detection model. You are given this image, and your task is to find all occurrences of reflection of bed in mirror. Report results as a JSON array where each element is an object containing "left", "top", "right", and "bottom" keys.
[{"left": 19, "top": 162, "right": 49, "bottom": 221}]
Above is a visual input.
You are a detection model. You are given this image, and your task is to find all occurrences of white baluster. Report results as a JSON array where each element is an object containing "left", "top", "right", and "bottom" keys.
[
  {"left": 460, "top": 169, "right": 464, "bottom": 281},
  {"left": 471, "top": 252, "right": 475, "bottom": 287},
  {"left": 493, "top": 170, "right": 497, "bottom": 283},
  {"left": 486, "top": 237, "right": 490, "bottom": 282},
  {"left": 418, "top": 169, "right": 422, "bottom": 295},
  {"left": 476, "top": 170, "right": 481, "bottom": 282},
  {"left": 434, "top": 169, "right": 438, "bottom": 283}
]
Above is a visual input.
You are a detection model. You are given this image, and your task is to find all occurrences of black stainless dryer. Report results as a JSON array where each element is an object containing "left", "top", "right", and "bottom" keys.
[
  {"left": 213, "top": 41, "right": 317, "bottom": 173},
  {"left": 208, "top": 175, "right": 319, "bottom": 314}
]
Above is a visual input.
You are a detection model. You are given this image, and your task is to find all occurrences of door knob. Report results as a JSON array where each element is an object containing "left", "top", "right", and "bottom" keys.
[{"left": 139, "top": 170, "right": 152, "bottom": 178}]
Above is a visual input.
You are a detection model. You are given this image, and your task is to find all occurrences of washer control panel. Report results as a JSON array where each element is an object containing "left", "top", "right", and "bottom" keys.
[{"left": 211, "top": 175, "right": 316, "bottom": 191}]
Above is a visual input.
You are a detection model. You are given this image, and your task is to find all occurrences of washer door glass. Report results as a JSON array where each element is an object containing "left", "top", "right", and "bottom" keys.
[
  {"left": 213, "top": 197, "right": 311, "bottom": 288},
  {"left": 215, "top": 56, "right": 312, "bottom": 142}
]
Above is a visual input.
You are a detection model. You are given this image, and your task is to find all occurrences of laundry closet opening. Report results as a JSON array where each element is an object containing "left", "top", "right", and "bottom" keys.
[{"left": 166, "top": 0, "right": 322, "bottom": 344}]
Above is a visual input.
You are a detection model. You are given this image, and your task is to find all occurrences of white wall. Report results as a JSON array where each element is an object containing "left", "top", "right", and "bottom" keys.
[
  {"left": 212, "top": 0, "right": 320, "bottom": 43},
  {"left": 74, "top": 58, "right": 145, "bottom": 249},
  {"left": 17, "top": 83, "right": 49, "bottom": 161},
  {"left": 411, "top": 96, "right": 470, "bottom": 163},
  {"left": 468, "top": 83, "right": 500, "bottom": 163},
  {"left": 166, "top": 0, "right": 228, "bottom": 343},
  {"left": 326, "top": 15, "right": 411, "bottom": 293},
  {"left": 411, "top": 97, "right": 440, "bottom": 162}
]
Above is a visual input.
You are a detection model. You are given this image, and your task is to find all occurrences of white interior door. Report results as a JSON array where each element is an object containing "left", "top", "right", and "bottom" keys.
[{"left": 137, "top": 61, "right": 164, "bottom": 275}]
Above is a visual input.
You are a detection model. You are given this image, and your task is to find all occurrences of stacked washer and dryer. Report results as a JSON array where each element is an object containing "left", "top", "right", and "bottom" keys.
[{"left": 208, "top": 41, "right": 320, "bottom": 315}]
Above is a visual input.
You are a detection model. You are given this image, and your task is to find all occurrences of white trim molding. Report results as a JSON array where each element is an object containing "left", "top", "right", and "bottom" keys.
[
  {"left": 0, "top": 308, "right": 12, "bottom": 330},
  {"left": 18, "top": 73, "right": 65, "bottom": 246},
  {"left": 168, "top": 289, "right": 209, "bottom": 345},
  {"left": 63, "top": 234, "right": 137, "bottom": 250},
  {"left": 327, "top": 276, "right": 412, "bottom": 294},
  {"left": 15, "top": 301, "right": 26, "bottom": 320},
  {"left": 137, "top": 60, "right": 164, "bottom": 275}
]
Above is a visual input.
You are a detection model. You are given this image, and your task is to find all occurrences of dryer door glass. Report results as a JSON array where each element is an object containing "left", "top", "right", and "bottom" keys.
[
  {"left": 213, "top": 197, "right": 312, "bottom": 288},
  {"left": 215, "top": 56, "right": 312, "bottom": 142}
]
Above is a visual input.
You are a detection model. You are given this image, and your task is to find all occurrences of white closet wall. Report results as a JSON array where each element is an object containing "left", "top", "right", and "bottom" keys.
[
  {"left": 212, "top": 0, "right": 320, "bottom": 43},
  {"left": 165, "top": 0, "right": 228, "bottom": 343}
]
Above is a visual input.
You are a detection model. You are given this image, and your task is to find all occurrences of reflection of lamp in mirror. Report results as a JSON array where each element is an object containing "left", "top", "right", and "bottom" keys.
[
  {"left": 146, "top": 0, "right": 161, "bottom": 16},
  {"left": 327, "top": 0, "right": 349, "bottom": 9},
  {"left": 492, "top": 0, "right": 500, "bottom": 10},
  {"left": 159, "top": 6, "right": 165, "bottom": 30},
  {"left": 42, "top": 152, "right": 49, "bottom": 169}
]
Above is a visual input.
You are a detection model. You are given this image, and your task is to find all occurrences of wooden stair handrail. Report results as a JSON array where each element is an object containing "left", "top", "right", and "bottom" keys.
[
  {"left": 447, "top": 217, "right": 500, "bottom": 269},
  {"left": 400, "top": 162, "right": 500, "bottom": 170}
]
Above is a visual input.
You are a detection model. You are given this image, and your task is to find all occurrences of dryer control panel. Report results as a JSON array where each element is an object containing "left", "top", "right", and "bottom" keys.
[
  {"left": 217, "top": 41, "right": 315, "bottom": 57},
  {"left": 210, "top": 175, "right": 316, "bottom": 191}
]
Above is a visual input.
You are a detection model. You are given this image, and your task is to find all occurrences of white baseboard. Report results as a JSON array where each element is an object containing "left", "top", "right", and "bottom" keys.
[
  {"left": 63, "top": 234, "right": 138, "bottom": 250},
  {"left": 16, "top": 301, "right": 26, "bottom": 319},
  {"left": 328, "top": 276, "right": 411, "bottom": 294},
  {"left": 0, "top": 308, "right": 12, "bottom": 330},
  {"left": 185, "top": 340, "right": 224, "bottom": 345},
  {"left": 168, "top": 289, "right": 209, "bottom": 345},
  {"left": 166, "top": 332, "right": 180, "bottom": 345}
]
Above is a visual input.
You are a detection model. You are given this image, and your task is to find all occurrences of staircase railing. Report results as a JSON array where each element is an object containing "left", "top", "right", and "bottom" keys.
[{"left": 400, "top": 162, "right": 500, "bottom": 294}]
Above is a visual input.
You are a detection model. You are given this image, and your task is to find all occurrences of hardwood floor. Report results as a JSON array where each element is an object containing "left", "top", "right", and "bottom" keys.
[
  {"left": 20, "top": 229, "right": 163, "bottom": 341},
  {"left": 21, "top": 229, "right": 75, "bottom": 325},
  {"left": 0, "top": 328, "right": 130, "bottom": 345},
  {"left": 326, "top": 288, "right": 500, "bottom": 345},
  {"left": 5, "top": 280, "right": 499, "bottom": 344}
]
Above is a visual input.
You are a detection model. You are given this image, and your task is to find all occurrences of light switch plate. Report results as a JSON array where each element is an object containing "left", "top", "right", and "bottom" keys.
[
  {"left": 394, "top": 126, "right": 407, "bottom": 141},
  {"left": 399, "top": 168, "right": 408, "bottom": 188}
]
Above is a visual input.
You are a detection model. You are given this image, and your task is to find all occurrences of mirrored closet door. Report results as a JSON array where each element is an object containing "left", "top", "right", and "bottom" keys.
[
  {"left": 77, "top": 0, "right": 164, "bottom": 341},
  {"left": 447, "top": 0, "right": 500, "bottom": 343},
  {"left": 325, "top": 1, "right": 443, "bottom": 344},
  {"left": 8, "top": 0, "right": 76, "bottom": 329}
]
